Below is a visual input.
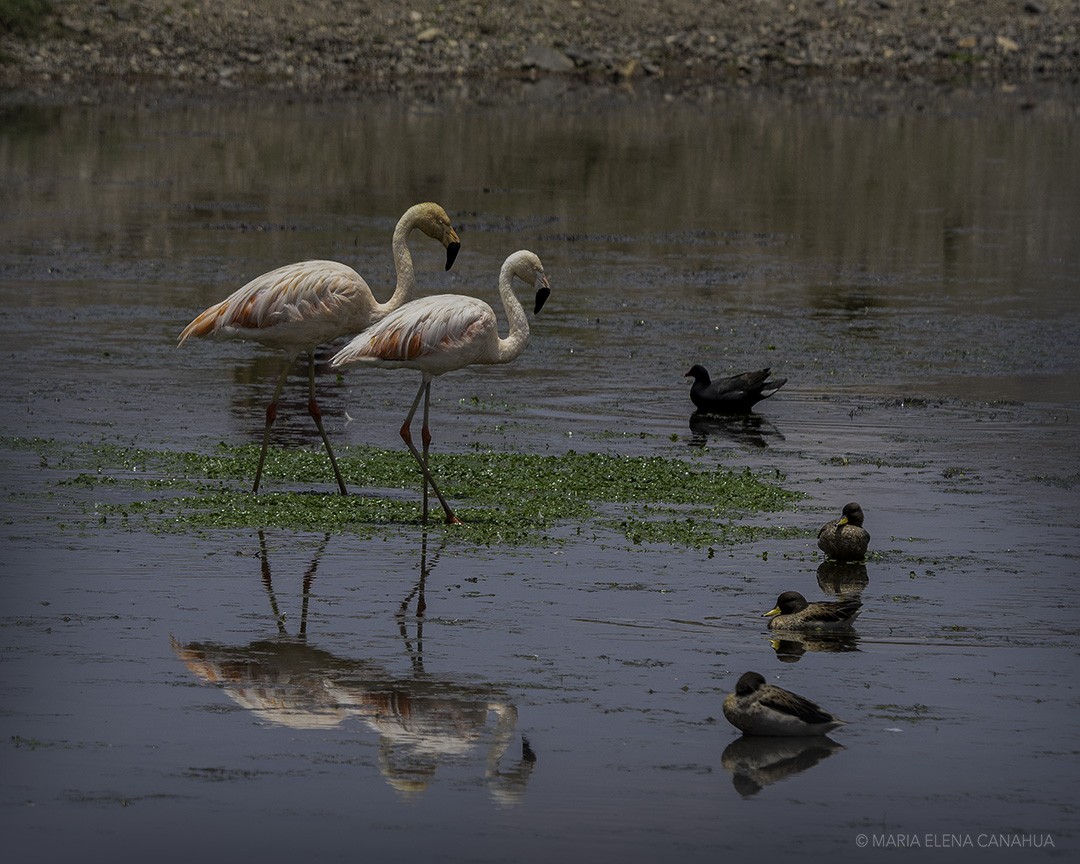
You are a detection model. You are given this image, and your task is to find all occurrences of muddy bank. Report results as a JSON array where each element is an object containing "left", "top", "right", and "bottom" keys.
[{"left": 2, "top": 0, "right": 1079, "bottom": 103}]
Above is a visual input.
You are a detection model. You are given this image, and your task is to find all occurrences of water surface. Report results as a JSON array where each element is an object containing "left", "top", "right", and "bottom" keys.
[{"left": 1, "top": 88, "right": 1078, "bottom": 862}]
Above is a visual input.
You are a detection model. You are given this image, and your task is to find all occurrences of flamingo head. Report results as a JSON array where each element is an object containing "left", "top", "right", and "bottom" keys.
[
  {"left": 534, "top": 274, "right": 551, "bottom": 314},
  {"left": 414, "top": 203, "right": 461, "bottom": 270},
  {"left": 508, "top": 250, "right": 550, "bottom": 314}
]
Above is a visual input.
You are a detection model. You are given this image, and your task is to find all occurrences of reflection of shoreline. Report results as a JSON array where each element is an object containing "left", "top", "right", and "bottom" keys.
[
  {"left": 721, "top": 735, "right": 844, "bottom": 797},
  {"left": 172, "top": 531, "right": 535, "bottom": 805}
]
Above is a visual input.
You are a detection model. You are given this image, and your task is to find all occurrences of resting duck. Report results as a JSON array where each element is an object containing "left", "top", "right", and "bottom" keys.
[
  {"left": 685, "top": 365, "right": 787, "bottom": 414},
  {"left": 723, "top": 671, "right": 845, "bottom": 737},
  {"left": 817, "top": 502, "right": 870, "bottom": 561}
]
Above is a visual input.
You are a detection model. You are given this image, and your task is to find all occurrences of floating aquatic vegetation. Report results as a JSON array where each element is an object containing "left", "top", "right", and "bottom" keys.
[{"left": 5, "top": 436, "right": 800, "bottom": 547}]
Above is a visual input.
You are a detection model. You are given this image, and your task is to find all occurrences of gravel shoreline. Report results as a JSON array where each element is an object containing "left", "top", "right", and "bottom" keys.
[{"left": 2, "top": 0, "right": 1079, "bottom": 103}]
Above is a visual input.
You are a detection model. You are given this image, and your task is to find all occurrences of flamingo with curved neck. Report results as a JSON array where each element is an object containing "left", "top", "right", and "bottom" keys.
[
  {"left": 178, "top": 202, "right": 461, "bottom": 495},
  {"left": 331, "top": 250, "right": 551, "bottom": 524}
]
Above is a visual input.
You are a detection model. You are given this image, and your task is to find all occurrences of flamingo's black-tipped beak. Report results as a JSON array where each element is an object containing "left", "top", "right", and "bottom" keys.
[
  {"left": 445, "top": 240, "right": 461, "bottom": 271},
  {"left": 534, "top": 275, "right": 551, "bottom": 314}
]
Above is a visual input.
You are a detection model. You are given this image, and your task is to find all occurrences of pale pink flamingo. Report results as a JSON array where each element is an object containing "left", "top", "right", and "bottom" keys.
[
  {"left": 177, "top": 202, "right": 461, "bottom": 495},
  {"left": 331, "top": 250, "right": 550, "bottom": 524}
]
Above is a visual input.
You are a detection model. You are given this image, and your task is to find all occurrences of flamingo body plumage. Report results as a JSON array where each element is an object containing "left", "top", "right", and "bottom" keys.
[
  {"left": 178, "top": 202, "right": 461, "bottom": 495},
  {"left": 332, "top": 250, "right": 550, "bottom": 524},
  {"left": 177, "top": 260, "right": 380, "bottom": 351},
  {"left": 351, "top": 294, "right": 502, "bottom": 375}
]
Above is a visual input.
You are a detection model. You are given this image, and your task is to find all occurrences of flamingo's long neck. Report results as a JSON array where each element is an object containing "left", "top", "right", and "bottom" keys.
[
  {"left": 380, "top": 211, "right": 418, "bottom": 317},
  {"left": 495, "top": 262, "right": 531, "bottom": 365}
]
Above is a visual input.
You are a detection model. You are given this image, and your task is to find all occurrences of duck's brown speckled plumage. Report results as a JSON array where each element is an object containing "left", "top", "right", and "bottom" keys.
[
  {"left": 723, "top": 671, "right": 845, "bottom": 737},
  {"left": 764, "top": 591, "right": 862, "bottom": 631},
  {"left": 817, "top": 502, "right": 870, "bottom": 561}
]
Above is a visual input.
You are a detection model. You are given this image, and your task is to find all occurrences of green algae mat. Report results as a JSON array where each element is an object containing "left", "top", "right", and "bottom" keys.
[{"left": 7, "top": 437, "right": 802, "bottom": 548}]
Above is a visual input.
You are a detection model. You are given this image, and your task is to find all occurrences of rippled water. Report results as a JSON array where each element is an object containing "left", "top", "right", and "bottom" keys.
[{"left": 1, "top": 87, "right": 1078, "bottom": 862}]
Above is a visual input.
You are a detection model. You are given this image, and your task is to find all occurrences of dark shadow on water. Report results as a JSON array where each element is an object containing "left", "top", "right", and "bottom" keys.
[
  {"left": 721, "top": 735, "right": 844, "bottom": 797},
  {"left": 687, "top": 411, "right": 785, "bottom": 449},
  {"left": 816, "top": 561, "right": 870, "bottom": 598},
  {"left": 171, "top": 530, "right": 536, "bottom": 806}
]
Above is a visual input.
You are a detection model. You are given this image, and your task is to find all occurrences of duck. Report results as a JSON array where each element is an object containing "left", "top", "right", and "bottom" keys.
[
  {"left": 816, "top": 502, "right": 870, "bottom": 561},
  {"left": 763, "top": 590, "right": 862, "bottom": 631},
  {"left": 685, "top": 365, "right": 787, "bottom": 414},
  {"left": 722, "top": 671, "right": 845, "bottom": 737}
]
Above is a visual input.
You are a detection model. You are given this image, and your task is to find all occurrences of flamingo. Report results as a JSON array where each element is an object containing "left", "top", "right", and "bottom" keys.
[
  {"left": 177, "top": 202, "right": 462, "bottom": 495},
  {"left": 331, "top": 250, "right": 550, "bottom": 525}
]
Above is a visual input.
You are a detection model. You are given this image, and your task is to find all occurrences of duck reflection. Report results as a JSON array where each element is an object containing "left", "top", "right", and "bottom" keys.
[
  {"left": 687, "top": 411, "right": 784, "bottom": 449},
  {"left": 815, "top": 561, "right": 870, "bottom": 598},
  {"left": 721, "top": 735, "right": 844, "bottom": 797},
  {"left": 172, "top": 531, "right": 536, "bottom": 805},
  {"left": 769, "top": 631, "right": 861, "bottom": 663}
]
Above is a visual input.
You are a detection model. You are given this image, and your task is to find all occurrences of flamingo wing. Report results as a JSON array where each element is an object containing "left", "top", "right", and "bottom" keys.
[
  {"left": 332, "top": 294, "right": 496, "bottom": 373},
  {"left": 178, "top": 260, "right": 374, "bottom": 349}
]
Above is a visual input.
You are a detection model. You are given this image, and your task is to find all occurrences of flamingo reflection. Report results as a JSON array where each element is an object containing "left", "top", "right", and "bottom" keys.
[{"left": 172, "top": 531, "right": 535, "bottom": 805}]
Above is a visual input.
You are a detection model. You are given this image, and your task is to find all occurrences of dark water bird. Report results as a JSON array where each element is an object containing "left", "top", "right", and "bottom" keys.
[
  {"left": 723, "top": 671, "right": 845, "bottom": 737},
  {"left": 685, "top": 365, "right": 787, "bottom": 414},
  {"left": 817, "top": 502, "right": 870, "bottom": 561},
  {"left": 763, "top": 590, "right": 862, "bottom": 631},
  {"left": 178, "top": 202, "right": 462, "bottom": 496},
  {"left": 331, "top": 250, "right": 550, "bottom": 525}
]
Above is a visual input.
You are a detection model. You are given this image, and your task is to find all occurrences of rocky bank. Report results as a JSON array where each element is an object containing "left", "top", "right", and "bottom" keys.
[{"left": 1, "top": 0, "right": 1078, "bottom": 102}]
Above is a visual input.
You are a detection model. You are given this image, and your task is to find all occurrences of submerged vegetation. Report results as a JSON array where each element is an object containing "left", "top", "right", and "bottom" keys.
[{"left": 6, "top": 436, "right": 801, "bottom": 547}]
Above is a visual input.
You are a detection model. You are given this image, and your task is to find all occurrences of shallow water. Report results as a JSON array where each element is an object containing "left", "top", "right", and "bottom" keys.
[{"left": 1, "top": 87, "right": 1079, "bottom": 862}]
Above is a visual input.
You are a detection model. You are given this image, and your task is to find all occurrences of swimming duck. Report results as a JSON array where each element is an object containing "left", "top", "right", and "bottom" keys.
[
  {"left": 722, "top": 671, "right": 845, "bottom": 737},
  {"left": 816, "top": 502, "right": 870, "bottom": 561},
  {"left": 763, "top": 590, "right": 862, "bottom": 631},
  {"left": 685, "top": 365, "right": 787, "bottom": 414}
]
